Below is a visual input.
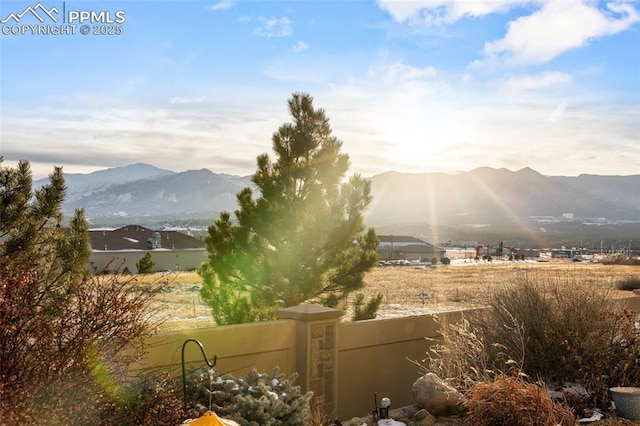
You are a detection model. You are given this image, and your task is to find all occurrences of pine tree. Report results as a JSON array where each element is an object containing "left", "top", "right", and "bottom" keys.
[
  {"left": 352, "top": 292, "right": 384, "bottom": 321},
  {"left": 200, "top": 93, "right": 379, "bottom": 325},
  {"left": 136, "top": 252, "right": 155, "bottom": 274}
]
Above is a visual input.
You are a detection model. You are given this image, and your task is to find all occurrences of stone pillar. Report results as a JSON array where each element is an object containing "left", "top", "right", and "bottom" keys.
[{"left": 276, "top": 304, "right": 341, "bottom": 417}]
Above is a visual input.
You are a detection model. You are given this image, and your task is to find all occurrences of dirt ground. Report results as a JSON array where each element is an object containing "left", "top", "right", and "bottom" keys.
[
  {"left": 145, "top": 260, "right": 640, "bottom": 331},
  {"left": 359, "top": 259, "right": 638, "bottom": 319}
]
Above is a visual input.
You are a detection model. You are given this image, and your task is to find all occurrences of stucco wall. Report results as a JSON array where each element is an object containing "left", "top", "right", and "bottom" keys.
[
  {"left": 89, "top": 249, "right": 207, "bottom": 273},
  {"left": 133, "top": 308, "right": 472, "bottom": 419},
  {"left": 131, "top": 319, "right": 297, "bottom": 379},
  {"left": 133, "top": 296, "right": 640, "bottom": 420}
]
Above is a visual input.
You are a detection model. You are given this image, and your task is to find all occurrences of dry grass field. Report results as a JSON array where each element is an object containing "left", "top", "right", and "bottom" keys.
[{"left": 141, "top": 260, "right": 640, "bottom": 332}]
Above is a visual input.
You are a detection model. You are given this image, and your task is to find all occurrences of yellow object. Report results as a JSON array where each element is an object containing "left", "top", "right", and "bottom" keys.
[{"left": 180, "top": 411, "right": 240, "bottom": 426}]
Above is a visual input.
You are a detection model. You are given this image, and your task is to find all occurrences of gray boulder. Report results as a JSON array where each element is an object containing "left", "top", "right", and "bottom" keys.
[
  {"left": 410, "top": 408, "right": 436, "bottom": 426},
  {"left": 412, "top": 373, "right": 462, "bottom": 416}
]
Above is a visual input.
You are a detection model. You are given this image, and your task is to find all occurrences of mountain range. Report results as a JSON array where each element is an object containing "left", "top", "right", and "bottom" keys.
[
  {"left": 367, "top": 167, "right": 640, "bottom": 226},
  {"left": 38, "top": 163, "right": 252, "bottom": 221},
  {"left": 36, "top": 163, "right": 640, "bottom": 246}
]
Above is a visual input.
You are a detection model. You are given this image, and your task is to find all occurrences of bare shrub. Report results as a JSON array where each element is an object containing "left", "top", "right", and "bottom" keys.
[
  {"left": 480, "top": 270, "right": 611, "bottom": 378},
  {"left": 0, "top": 266, "right": 165, "bottom": 424},
  {"left": 615, "top": 276, "right": 640, "bottom": 291},
  {"left": 466, "top": 375, "right": 575, "bottom": 426},
  {"left": 306, "top": 401, "right": 333, "bottom": 426},
  {"left": 97, "top": 372, "right": 192, "bottom": 426},
  {"left": 0, "top": 161, "right": 165, "bottom": 424},
  {"left": 420, "top": 311, "right": 526, "bottom": 391},
  {"left": 601, "top": 256, "right": 640, "bottom": 266},
  {"left": 482, "top": 270, "right": 639, "bottom": 408},
  {"left": 422, "top": 269, "right": 640, "bottom": 411}
]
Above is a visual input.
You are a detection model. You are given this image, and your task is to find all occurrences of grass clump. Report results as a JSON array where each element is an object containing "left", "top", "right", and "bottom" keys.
[{"left": 466, "top": 375, "right": 575, "bottom": 426}]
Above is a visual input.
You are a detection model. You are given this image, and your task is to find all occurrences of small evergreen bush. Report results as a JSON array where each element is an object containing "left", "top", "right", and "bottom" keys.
[
  {"left": 186, "top": 367, "right": 312, "bottom": 426},
  {"left": 97, "top": 367, "right": 312, "bottom": 426},
  {"left": 352, "top": 292, "right": 384, "bottom": 321},
  {"left": 136, "top": 253, "right": 155, "bottom": 274}
]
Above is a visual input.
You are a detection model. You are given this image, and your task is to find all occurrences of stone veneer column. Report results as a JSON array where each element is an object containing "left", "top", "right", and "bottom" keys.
[{"left": 276, "top": 304, "right": 341, "bottom": 417}]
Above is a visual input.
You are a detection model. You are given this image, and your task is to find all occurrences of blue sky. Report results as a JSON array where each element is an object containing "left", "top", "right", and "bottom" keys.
[{"left": 1, "top": 0, "right": 639, "bottom": 179}]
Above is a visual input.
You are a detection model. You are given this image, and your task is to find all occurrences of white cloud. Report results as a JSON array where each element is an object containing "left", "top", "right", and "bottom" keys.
[
  {"left": 292, "top": 41, "right": 308, "bottom": 52},
  {"left": 312, "top": 53, "right": 638, "bottom": 177},
  {"left": 483, "top": 0, "right": 640, "bottom": 66},
  {"left": 378, "top": 0, "right": 639, "bottom": 67},
  {"left": 385, "top": 62, "right": 437, "bottom": 81},
  {"left": 253, "top": 17, "right": 292, "bottom": 38},
  {"left": 331, "top": 92, "right": 639, "bottom": 177},
  {"left": 3, "top": 78, "right": 639, "bottom": 180},
  {"left": 376, "top": 0, "right": 535, "bottom": 26},
  {"left": 261, "top": 54, "right": 435, "bottom": 96},
  {"left": 169, "top": 96, "right": 205, "bottom": 104},
  {"left": 501, "top": 71, "right": 572, "bottom": 94},
  {"left": 460, "top": 73, "right": 473, "bottom": 84},
  {"left": 548, "top": 102, "right": 568, "bottom": 123},
  {"left": 207, "top": 0, "right": 235, "bottom": 11},
  {"left": 1, "top": 103, "right": 286, "bottom": 178}
]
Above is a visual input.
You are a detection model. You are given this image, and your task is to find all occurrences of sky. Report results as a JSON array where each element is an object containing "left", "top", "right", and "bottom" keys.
[{"left": 1, "top": 0, "right": 639, "bottom": 179}]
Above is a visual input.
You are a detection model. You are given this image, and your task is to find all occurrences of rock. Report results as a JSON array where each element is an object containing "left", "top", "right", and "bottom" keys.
[
  {"left": 411, "top": 409, "right": 435, "bottom": 426},
  {"left": 412, "top": 373, "right": 462, "bottom": 416},
  {"left": 432, "top": 419, "right": 465, "bottom": 426},
  {"left": 389, "top": 404, "right": 420, "bottom": 420}
]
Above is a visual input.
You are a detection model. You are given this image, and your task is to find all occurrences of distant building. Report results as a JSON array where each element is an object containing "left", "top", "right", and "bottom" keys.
[
  {"left": 377, "top": 235, "right": 445, "bottom": 261},
  {"left": 550, "top": 248, "right": 581, "bottom": 259},
  {"left": 514, "top": 249, "right": 541, "bottom": 259},
  {"left": 450, "top": 241, "right": 479, "bottom": 249},
  {"left": 475, "top": 245, "right": 498, "bottom": 257},
  {"left": 88, "top": 225, "right": 206, "bottom": 273}
]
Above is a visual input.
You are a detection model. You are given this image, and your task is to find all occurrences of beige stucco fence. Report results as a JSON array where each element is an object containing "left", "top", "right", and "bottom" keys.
[
  {"left": 90, "top": 249, "right": 207, "bottom": 273},
  {"left": 131, "top": 296, "right": 640, "bottom": 420}
]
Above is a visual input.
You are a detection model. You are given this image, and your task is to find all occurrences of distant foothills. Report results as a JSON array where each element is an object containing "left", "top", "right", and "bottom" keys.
[{"left": 36, "top": 163, "right": 640, "bottom": 250}]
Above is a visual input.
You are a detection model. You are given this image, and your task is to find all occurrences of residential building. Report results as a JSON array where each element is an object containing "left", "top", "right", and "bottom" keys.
[
  {"left": 377, "top": 235, "right": 445, "bottom": 261},
  {"left": 88, "top": 225, "right": 207, "bottom": 273}
]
